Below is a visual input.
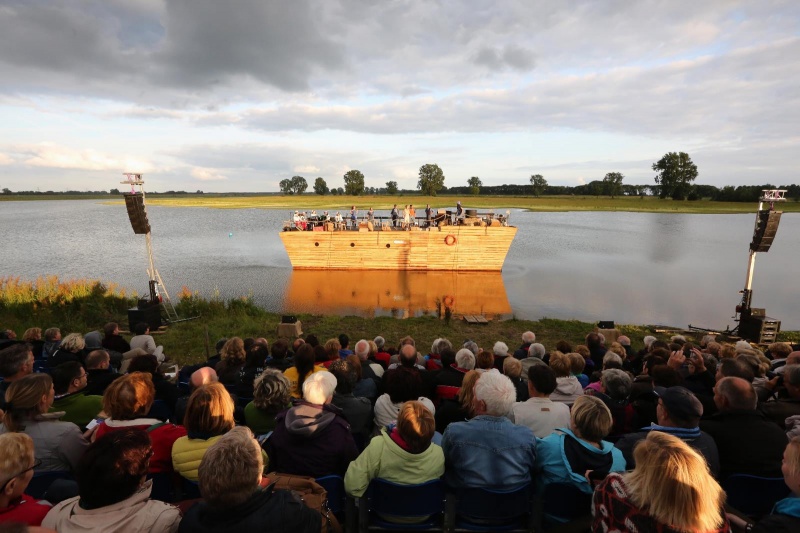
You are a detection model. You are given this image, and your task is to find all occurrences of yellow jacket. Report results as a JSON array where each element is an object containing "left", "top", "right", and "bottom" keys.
[
  {"left": 172, "top": 434, "right": 270, "bottom": 481},
  {"left": 283, "top": 365, "right": 327, "bottom": 398}
]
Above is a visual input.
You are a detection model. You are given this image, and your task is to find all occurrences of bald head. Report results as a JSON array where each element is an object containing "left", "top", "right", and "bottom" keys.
[
  {"left": 715, "top": 376, "right": 756, "bottom": 411},
  {"left": 400, "top": 344, "right": 417, "bottom": 367},
  {"left": 191, "top": 367, "right": 218, "bottom": 389}
]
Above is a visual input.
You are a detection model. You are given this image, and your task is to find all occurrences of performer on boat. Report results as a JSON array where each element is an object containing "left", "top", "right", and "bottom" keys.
[
  {"left": 350, "top": 206, "right": 358, "bottom": 229},
  {"left": 391, "top": 204, "right": 399, "bottom": 228},
  {"left": 425, "top": 204, "right": 433, "bottom": 228}
]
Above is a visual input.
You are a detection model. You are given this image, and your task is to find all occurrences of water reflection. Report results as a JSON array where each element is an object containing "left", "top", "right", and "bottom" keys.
[{"left": 283, "top": 270, "right": 511, "bottom": 319}]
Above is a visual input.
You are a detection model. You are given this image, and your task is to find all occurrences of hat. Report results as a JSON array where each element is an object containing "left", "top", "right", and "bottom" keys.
[{"left": 654, "top": 386, "right": 703, "bottom": 420}]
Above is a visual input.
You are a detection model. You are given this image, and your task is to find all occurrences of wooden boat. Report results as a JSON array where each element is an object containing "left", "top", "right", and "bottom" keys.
[{"left": 280, "top": 213, "right": 517, "bottom": 271}]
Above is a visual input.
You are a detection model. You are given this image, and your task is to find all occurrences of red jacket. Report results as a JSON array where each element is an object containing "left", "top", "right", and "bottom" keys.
[
  {"left": 95, "top": 418, "right": 187, "bottom": 473},
  {"left": 0, "top": 495, "right": 51, "bottom": 526}
]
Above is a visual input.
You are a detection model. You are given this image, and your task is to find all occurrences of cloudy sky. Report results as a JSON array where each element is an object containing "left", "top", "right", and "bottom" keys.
[{"left": 0, "top": 0, "right": 798, "bottom": 193}]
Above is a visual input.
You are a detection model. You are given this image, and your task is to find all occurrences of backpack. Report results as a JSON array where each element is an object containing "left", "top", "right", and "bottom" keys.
[{"left": 265, "top": 472, "right": 342, "bottom": 533}]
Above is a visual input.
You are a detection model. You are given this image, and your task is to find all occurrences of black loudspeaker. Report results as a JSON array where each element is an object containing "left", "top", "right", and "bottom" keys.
[
  {"left": 124, "top": 193, "right": 151, "bottom": 235},
  {"left": 128, "top": 306, "right": 162, "bottom": 333},
  {"left": 739, "top": 315, "right": 781, "bottom": 344},
  {"left": 281, "top": 315, "right": 297, "bottom": 324},
  {"left": 598, "top": 321, "right": 615, "bottom": 329},
  {"left": 750, "top": 210, "right": 781, "bottom": 252}
]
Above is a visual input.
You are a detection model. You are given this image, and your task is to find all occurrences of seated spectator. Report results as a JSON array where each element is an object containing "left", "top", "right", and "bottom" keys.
[
  {"left": 442, "top": 372, "right": 536, "bottom": 490},
  {"left": 339, "top": 333, "right": 353, "bottom": 358},
  {"left": 761, "top": 365, "right": 800, "bottom": 430},
  {"left": 179, "top": 427, "right": 320, "bottom": 532},
  {"left": 425, "top": 337, "right": 452, "bottom": 371},
  {"left": 237, "top": 340, "right": 268, "bottom": 399},
  {"left": 738, "top": 352, "right": 771, "bottom": 397},
  {"left": 513, "top": 331, "right": 536, "bottom": 359},
  {"left": 215, "top": 337, "right": 246, "bottom": 387},
  {"left": 435, "top": 370, "right": 480, "bottom": 434},
  {"left": 0, "top": 343, "right": 35, "bottom": 410},
  {"left": 520, "top": 343, "right": 547, "bottom": 379},
  {"left": 244, "top": 369, "right": 292, "bottom": 437},
  {"left": 84, "top": 349, "right": 121, "bottom": 397},
  {"left": 127, "top": 354, "right": 179, "bottom": 420},
  {"left": 770, "top": 342, "right": 795, "bottom": 373},
  {"left": 129, "top": 322, "right": 165, "bottom": 363},
  {"left": 375, "top": 351, "right": 433, "bottom": 432},
  {"left": 434, "top": 348, "right": 474, "bottom": 402},
  {"left": 49, "top": 361, "right": 103, "bottom": 430},
  {"left": 42, "top": 429, "right": 181, "bottom": 533},
  {"left": 0, "top": 373, "right": 88, "bottom": 473},
  {"left": 172, "top": 382, "right": 243, "bottom": 482},
  {"left": 503, "top": 356, "right": 529, "bottom": 402},
  {"left": 586, "top": 332, "right": 607, "bottom": 368},
  {"left": 475, "top": 349, "right": 494, "bottom": 371},
  {"left": 264, "top": 338, "right": 292, "bottom": 372},
  {"left": 345, "top": 401, "right": 444, "bottom": 522},
  {"left": 320, "top": 338, "right": 341, "bottom": 368},
  {"left": 535, "top": 395, "right": 625, "bottom": 499},
  {"left": 264, "top": 371, "right": 359, "bottom": 477},
  {"left": 585, "top": 369, "right": 635, "bottom": 437},
  {"left": 329, "top": 360, "right": 372, "bottom": 446},
  {"left": 102, "top": 322, "right": 130, "bottom": 354},
  {"left": 42, "top": 327, "right": 62, "bottom": 360},
  {"left": 95, "top": 372, "right": 186, "bottom": 474},
  {"left": 492, "top": 341, "right": 510, "bottom": 371},
  {"left": 172, "top": 367, "right": 217, "bottom": 425},
  {"left": 593, "top": 431, "right": 728, "bottom": 532},
  {"left": 373, "top": 336, "right": 391, "bottom": 367},
  {"left": 615, "top": 386, "right": 720, "bottom": 477},
  {"left": 700, "top": 376, "right": 787, "bottom": 479},
  {"left": 47, "top": 333, "right": 85, "bottom": 368},
  {"left": 346, "top": 355, "right": 378, "bottom": 402},
  {"left": 731, "top": 436, "right": 800, "bottom": 532},
  {"left": 568, "top": 351, "right": 589, "bottom": 388},
  {"left": 283, "top": 343, "right": 325, "bottom": 398},
  {"left": 549, "top": 351, "right": 584, "bottom": 406},
  {"left": 0, "top": 433, "right": 52, "bottom": 526},
  {"left": 510, "top": 365, "right": 570, "bottom": 438},
  {"left": 366, "top": 340, "right": 386, "bottom": 376},
  {"left": 353, "top": 339, "right": 383, "bottom": 382}
]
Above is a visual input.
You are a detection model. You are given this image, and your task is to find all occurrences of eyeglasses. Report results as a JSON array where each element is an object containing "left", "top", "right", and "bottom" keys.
[{"left": 1, "top": 459, "right": 42, "bottom": 491}]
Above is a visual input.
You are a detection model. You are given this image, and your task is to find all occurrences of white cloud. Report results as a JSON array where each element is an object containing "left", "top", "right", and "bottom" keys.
[
  {"left": 0, "top": 153, "right": 12, "bottom": 165},
  {"left": 292, "top": 165, "right": 320, "bottom": 173},
  {"left": 190, "top": 167, "right": 227, "bottom": 181},
  {"left": 10, "top": 142, "right": 153, "bottom": 172}
]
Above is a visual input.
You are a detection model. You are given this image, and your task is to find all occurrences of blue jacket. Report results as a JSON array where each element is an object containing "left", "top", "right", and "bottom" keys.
[
  {"left": 441, "top": 415, "right": 536, "bottom": 490},
  {"left": 534, "top": 427, "right": 625, "bottom": 495}
]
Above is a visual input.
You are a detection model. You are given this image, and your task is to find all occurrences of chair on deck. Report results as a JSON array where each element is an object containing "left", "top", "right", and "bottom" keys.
[
  {"left": 723, "top": 473, "right": 791, "bottom": 519},
  {"left": 539, "top": 482, "right": 593, "bottom": 531},
  {"left": 315, "top": 474, "right": 345, "bottom": 516},
  {"left": 445, "top": 483, "right": 535, "bottom": 532},
  {"left": 350, "top": 478, "right": 445, "bottom": 533}
]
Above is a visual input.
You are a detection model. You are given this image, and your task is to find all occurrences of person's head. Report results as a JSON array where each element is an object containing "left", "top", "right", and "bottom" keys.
[
  {"left": 22, "top": 328, "right": 42, "bottom": 342},
  {"left": 585, "top": 332, "right": 602, "bottom": 349},
  {"left": 548, "top": 351, "right": 571, "bottom": 378},
  {"left": 643, "top": 353, "right": 667, "bottom": 374},
  {"left": 252, "top": 369, "right": 291, "bottom": 412},
  {"left": 617, "top": 335, "right": 631, "bottom": 347},
  {"left": 0, "top": 433, "right": 36, "bottom": 503},
  {"left": 304, "top": 334, "right": 318, "bottom": 348},
  {"left": 190, "top": 367, "right": 218, "bottom": 389},
  {"left": 626, "top": 432, "right": 725, "bottom": 532},
  {"left": 102, "top": 322, "right": 119, "bottom": 338},
  {"left": 399, "top": 343, "right": 417, "bottom": 368},
  {"left": 324, "top": 338, "right": 341, "bottom": 360},
  {"left": 77, "top": 429, "right": 152, "bottom": 509},
  {"left": 769, "top": 342, "right": 793, "bottom": 360},
  {"left": 655, "top": 386, "right": 703, "bottom": 428},
  {"left": 600, "top": 369, "right": 632, "bottom": 401},
  {"left": 608, "top": 342, "right": 626, "bottom": 359},
  {"left": 44, "top": 327, "right": 61, "bottom": 342},
  {"left": 568, "top": 398, "right": 611, "bottom": 446},
  {"left": 2, "top": 374, "right": 53, "bottom": 432},
  {"left": 787, "top": 352, "right": 800, "bottom": 367},
  {"left": 521, "top": 331, "right": 536, "bottom": 344},
  {"left": 183, "top": 382, "right": 235, "bottom": 436},
  {"left": 503, "top": 357, "right": 522, "bottom": 379},
  {"left": 354, "top": 339, "right": 370, "bottom": 360},
  {"left": 329, "top": 359, "right": 357, "bottom": 395},
  {"left": 555, "top": 340, "right": 572, "bottom": 354},
  {"left": 51, "top": 361, "right": 87, "bottom": 395},
  {"left": 85, "top": 349, "right": 110, "bottom": 370},
  {"left": 784, "top": 365, "right": 800, "bottom": 399},
  {"left": 492, "top": 341, "right": 508, "bottom": 358},
  {"left": 736, "top": 353, "right": 768, "bottom": 378},
  {"left": 455, "top": 348, "right": 475, "bottom": 370},
  {"left": 215, "top": 338, "right": 228, "bottom": 353},
  {"left": 302, "top": 371, "right": 337, "bottom": 405},
  {"left": 440, "top": 347, "right": 457, "bottom": 368},
  {"left": 643, "top": 335, "right": 657, "bottom": 349},
  {"left": 473, "top": 372, "right": 516, "bottom": 417},
  {"left": 475, "top": 349, "right": 494, "bottom": 370},
  {"left": 528, "top": 343, "right": 546, "bottom": 359},
  {"left": 462, "top": 340, "right": 479, "bottom": 356},
  {"left": 783, "top": 437, "right": 800, "bottom": 496},
  {"left": 198, "top": 426, "right": 263, "bottom": 509},
  {"left": 59, "top": 333, "right": 85, "bottom": 353},
  {"left": 718, "top": 344, "right": 736, "bottom": 359},
  {"left": 568, "top": 352, "right": 586, "bottom": 375},
  {"left": 127, "top": 354, "right": 158, "bottom": 375},
  {"left": 459, "top": 371, "right": 481, "bottom": 414},
  {"left": 603, "top": 352, "right": 623, "bottom": 369},
  {"left": 715, "top": 357, "right": 754, "bottom": 383},
  {"left": 84, "top": 331, "right": 102, "bottom": 350},
  {"left": 528, "top": 365, "right": 557, "bottom": 397},
  {"left": 220, "top": 337, "right": 246, "bottom": 366},
  {"left": 650, "top": 365, "right": 681, "bottom": 388},
  {"left": 373, "top": 336, "right": 386, "bottom": 350},
  {"left": 396, "top": 401, "right": 435, "bottom": 454},
  {"left": 338, "top": 333, "right": 350, "bottom": 349},
  {"left": 0, "top": 343, "right": 34, "bottom": 379},
  {"left": 102, "top": 372, "right": 155, "bottom": 420},
  {"left": 431, "top": 338, "right": 452, "bottom": 356},
  {"left": 293, "top": 343, "right": 316, "bottom": 397},
  {"left": 705, "top": 341, "right": 721, "bottom": 357},
  {"left": 133, "top": 322, "right": 149, "bottom": 336},
  {"left": 714, "top": 376, "right": 756, "bottom": 412},
  {"left": 244, "top": 341, "right": 269, "bottom": 370},
  {"left": 271, "top": 338, "right": 288, "bottom": 360}
]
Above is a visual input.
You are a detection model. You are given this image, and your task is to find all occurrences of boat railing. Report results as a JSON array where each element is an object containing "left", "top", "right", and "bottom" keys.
[{"left": 282, "top": 211, "right": 511, "bottom": 232}]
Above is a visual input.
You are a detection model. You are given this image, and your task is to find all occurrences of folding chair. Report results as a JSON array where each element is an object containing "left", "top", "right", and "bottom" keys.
[
  {"left": 353, "top": 478, "right": 445, "bottom": 532},
  {"left": 446, "top": 483, "right": 535, "bottom": 532},
  {"left": 316, "top": 475, "right": 345, "bottom": 515}
]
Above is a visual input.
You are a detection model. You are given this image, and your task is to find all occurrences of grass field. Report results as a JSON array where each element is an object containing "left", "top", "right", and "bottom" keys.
[{"left": 4, "top": 193, "right": 799, "bottom": 214}]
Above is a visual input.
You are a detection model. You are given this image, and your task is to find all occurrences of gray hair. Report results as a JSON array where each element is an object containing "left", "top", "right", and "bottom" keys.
[
  {"left": 431, "top": 338, "right": 452, "bottom": 355},
  {"left": 492, "top": 341, "right": 509, "bottom": 357},
  {"left": 455, "top": 349, "right": 475, "bottom": 370},
  {"left": 671, "top": 335, "right": 687, "bottom": 344},
  {"left": 463, "top": 340, "right": 479, "bottom": 356},
  {"left": 643, "top": 336, "right": 656, "bottom": 348},
  {"left": 785, "top": 365, "right": 800, "bottom": 387},
  {"left": 602, "top": 352, "right": 623, "bottom": 367},
  {"left": 474, "top": 372, "right": 517, "bottom": 416},
  {"left": 521, "top": 331, "right": 536, "bottom": 343},
  {"left": 528, "top": 343, "right": 546, "bottom": 359},
  {"left": 373, "top": 336, "right": 385, "bottom": 349},
  {"left": 601, "top": 369, "right": 632, "bottom": 400},
  {"left": 253, "top": 369, "right": 291, "bottom": 411},
  {"left": 0, "top": 344, "right": 32, "bottom": 378},
  {"left": 717, "top": 377, "right": 757, "bottom": 410},
  {"left": 735, "top": 340, "right": 753, "bottom": 353},
  {"left": 302, "top": 371, "right": 337, "bottom": 405},
  {"left": 354, "top": 339, "right": 370, "bottom": 359},
  {"left": 701, "top": 334, "right": 716, "bottom": 347}
]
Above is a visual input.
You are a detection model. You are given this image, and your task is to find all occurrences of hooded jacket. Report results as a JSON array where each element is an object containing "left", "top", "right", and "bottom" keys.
[
  {"left": 550, "top": 376, "right": 584, "bottom": 406},
  {"left": 752, "top": 496, "right": 800, "bottom": 533},
  {"left": 263, "top": 400, "right": 359, "bottom": 478}
]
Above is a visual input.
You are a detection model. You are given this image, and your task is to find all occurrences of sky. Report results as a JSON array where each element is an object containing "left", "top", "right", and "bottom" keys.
[{"left": 0, "top": 0, "right": 798, "bottom": 193}]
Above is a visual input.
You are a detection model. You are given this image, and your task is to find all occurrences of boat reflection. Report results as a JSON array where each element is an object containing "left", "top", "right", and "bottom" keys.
[{"left": 283, "top": 270, "right": 511, "bottom": 319}]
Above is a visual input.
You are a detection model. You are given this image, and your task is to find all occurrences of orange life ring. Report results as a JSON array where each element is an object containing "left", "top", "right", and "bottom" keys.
[
  {"left": 443, "top": 295, "right": 455, "bottom": 307},
  {"left": 444, "top": 234, "right": 457, "bottom": 246}
]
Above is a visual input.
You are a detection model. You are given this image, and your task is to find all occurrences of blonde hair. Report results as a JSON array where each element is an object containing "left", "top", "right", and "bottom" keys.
[
  {"left": 608, "top": 342, "right": 626, "bottom": 359},
  {"left": 571, "top": 395, "right": 613, "bottom": 442},
  {"left": 786, "top": 437, "right": 800, "bottom": 479},
  {"left": 503, "top": 357, "right": 522, "bottom": 379},
  {"left": 396, "top": 401, "right": 435, "bottom": 454},
  {"left": 718, "top": 344, "right": 736, "bottom": 359},
  {"left": 0, "top": 433, "right": 35, "bottom": 480},
  {"left": 220, "top": 337, "right": 246, "bottom": 366},
  {"left": 183, "top": 382, "right": 236, "bottom": 436},
  {"left": 3, "top": 374, "right": 53, "bottom": 432},
  {"left": 60, "top": 333, "right": 85, "bottom": 352},
  {"left": 549, "top": 351, "right": 571, "bottom": 377},
  {"left": 626, "top": 432, "right": 726, "bottom": 531},
  {"left": 768, "top": 342, "right": 793, "bottom": 360},
  {"left": 568, "top": 352, "right": 586, "bottom": 374},
  {"left": 458, "top": 370, "right": 481, "bottom": 414},
  {"left": 198, "top": 426, "right": 262, "bottom": 509},
  {"left": 102, "top": 372, "right": 155, "bottom": 420},
  {"left": 22, "top": 328, "right": 42, "bottom": 342}
]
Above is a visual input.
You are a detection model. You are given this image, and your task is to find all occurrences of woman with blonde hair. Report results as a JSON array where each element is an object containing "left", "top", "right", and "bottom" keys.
[
  {"left": 215, "top": 337, "right": 246, "bottom": 386},
  {"left": 0, "top": 373, "right": 88, "bottom": 473},
  {"left": 593, "top": 431, "right": 729, "bottom": 533},
  {"left": 0, "top": 432, "right": 52, "bottom": 526},
  {"left": 48, "top": 332, "right": 85, "bottom": 367},
  {"left": 22, "top": 328, "right": 42, "bottom": 342}
]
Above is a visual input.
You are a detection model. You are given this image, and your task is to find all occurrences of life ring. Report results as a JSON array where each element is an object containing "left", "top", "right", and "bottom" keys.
[
  {"left": 444, "top": 234, "right": 457, "bottom": 246},
  {"left": 443, "top": 295, "right": 455, "bottom": 307}
]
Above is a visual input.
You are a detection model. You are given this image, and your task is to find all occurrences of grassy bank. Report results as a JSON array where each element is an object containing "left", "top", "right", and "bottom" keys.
[
  {"left": 2, "top": 277, "right": 798, "bottom": 367},
  {"left": 4, "top": 193, "right": 800, "bottom": 214}
]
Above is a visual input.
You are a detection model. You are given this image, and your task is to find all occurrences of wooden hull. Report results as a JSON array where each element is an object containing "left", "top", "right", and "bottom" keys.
[
  {"left": 280, "top": 226, "right": 517, "bottom": 271},
  {"left": 284, "top": 270, "right": 511, "bottom": 319}
]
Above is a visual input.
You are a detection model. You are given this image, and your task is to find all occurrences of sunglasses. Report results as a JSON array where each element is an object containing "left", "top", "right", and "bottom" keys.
[{"left": 1, "top": 458, "right": 42, "bottom": 491}]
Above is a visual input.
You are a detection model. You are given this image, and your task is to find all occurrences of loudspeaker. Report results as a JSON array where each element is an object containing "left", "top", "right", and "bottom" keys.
[
  {"left": 750, "top": 210, "right": 781, "bottom": 252},
  {"left": 124, "top": 193, "right": 151, "bottom": 235},
  {"left": 128, "top": 306, "right": 162, "bottom": 332},
  {"left": 598, "top": 321, "right": 615, "bottom": 329},
  {"left": 739, "top": 315, "right": 781, "bottom": 344},
  {"left": 281, "top": 315, "right": 297, "bottom": 324}
]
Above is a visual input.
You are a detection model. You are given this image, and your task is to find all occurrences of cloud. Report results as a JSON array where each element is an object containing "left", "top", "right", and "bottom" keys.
[
  {"left": 10, "top": 142, "right": 153, "bottom": 172},
  {"left": 0, "top": 153, "right": 12, "bottom": 165},
  {"left": 473, "top": 44, "right": 536, "bottom": 71},
  {"left": 293, "top": 165, "right": 320, "bottom": 174},
  {"left": 191, "top": 167, "right": 227, "bottom": 181}
]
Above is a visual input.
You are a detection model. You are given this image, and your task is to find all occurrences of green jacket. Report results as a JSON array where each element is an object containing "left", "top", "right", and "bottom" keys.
[
  {"left": 171, "top": 435, "right": 224, "bottom": 481},
  {"left": 344, "top": 429, "right": 444, "bottom": 498},
  {"left": 49, "top": 392, "right": 103, "bottom": 430}
]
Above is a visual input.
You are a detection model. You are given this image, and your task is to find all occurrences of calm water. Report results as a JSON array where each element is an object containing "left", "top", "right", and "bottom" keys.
[{"left": 1, "top": 200, "right": 798, "bottom": 329}]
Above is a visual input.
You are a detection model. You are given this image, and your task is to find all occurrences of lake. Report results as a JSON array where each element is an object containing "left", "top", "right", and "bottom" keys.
[{"left": 2, "top": 200, "right": 798, "bottom": 329}]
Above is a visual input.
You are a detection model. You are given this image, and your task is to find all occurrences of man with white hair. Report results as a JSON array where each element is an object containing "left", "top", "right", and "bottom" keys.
[
  {"left": 373, "top": 336, "right": 391, "bottom": 367},
  {"left": 264, "top": 371, "right": 359, "bottom": 478},
  {"left": 442, "top": 372, "right": 536, "bottom": 490},
  {"left": 354, "top": 338, "right": 384, "bottom": 379},
  {"left": 520, "top": 343, "right": 547, "bottom": 381},
  {"left": 434, "top": 349, "right": 475, "bottom": 402},
  {"left": 513, "top": 331, "right": 536, "bottom": 359}
]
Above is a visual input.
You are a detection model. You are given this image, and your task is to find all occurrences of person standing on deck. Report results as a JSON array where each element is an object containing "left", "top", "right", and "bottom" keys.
[
  {"left": 409, "top": 205, "right": 416, "bottom": 227},
  {"left": 350, "top": 206, "right": 358, "bottom": 229},
  {"left": 425, "top": 204, "right": 433, "bottom": 228},
  {"left": 391, "top": 204, "right": 399, "bottom": 228},
  {"left": 403, "top": 205, "right": 410, "bottom": 229},
  {"left": 367, "top": 207, "right": 374, "bottom": 224}
]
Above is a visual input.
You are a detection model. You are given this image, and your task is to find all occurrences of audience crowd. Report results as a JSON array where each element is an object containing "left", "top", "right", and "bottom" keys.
[{"left": 1, "top": 322, "right": 800, "bottom": 532}]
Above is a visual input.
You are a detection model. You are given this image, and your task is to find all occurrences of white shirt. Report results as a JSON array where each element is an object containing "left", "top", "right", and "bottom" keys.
[{"left": 509, "top": 397, "right": 571, "bottom": 438}]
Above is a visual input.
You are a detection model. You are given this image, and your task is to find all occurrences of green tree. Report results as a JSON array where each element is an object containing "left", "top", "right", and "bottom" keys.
[
  {"left": 290, "top": 176, "right": 308, "bottom": 195},
  {"left": 279, "top": 179, "right": 293, "bottom": 195},
  {"left": 313, "top": 177, "right": 328, "bottom": 195},
  {"left": 603, "top": 172, "right": 624, "bottom": 198},
  {"left": 109, "top": 188, "right": 120, "bottom": 195},
  {"left": 652, "top": 152, "right": 698, "bottom": 200},
  {"left": 467, "top": 176, "right": 482, "bottom": 196},
  {"left": 343, "top": 169, "right": 365, "bottom": 196},
  {"left": 336, "top": 187, "right": 344, "bottom": 195},
  {"left": 529, "top": 174, "right": 547, "bottom": 197},
  {"left": 385, "top": 181, "right": 398, "bottom": 195},
  {"left": 417, "top": 164, "right": 445, "bottom": 196}
]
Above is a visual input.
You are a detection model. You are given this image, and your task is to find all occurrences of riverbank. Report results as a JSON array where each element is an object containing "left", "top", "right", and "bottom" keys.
[
  {"left": 2, "top": 278, "right": 797, "bottom": 367},
  {"left": 3, "top": 194, "right": 799, "bottom": 214}
]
